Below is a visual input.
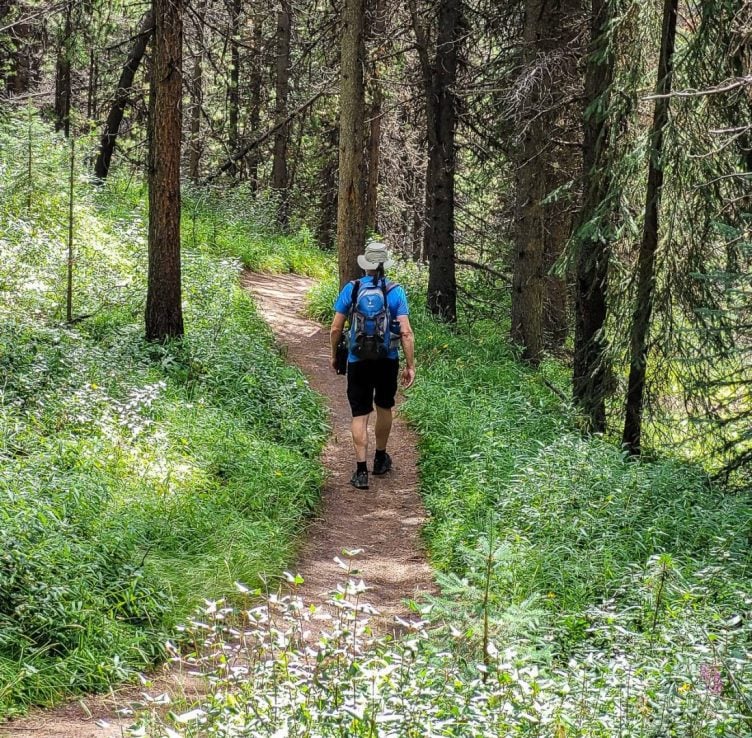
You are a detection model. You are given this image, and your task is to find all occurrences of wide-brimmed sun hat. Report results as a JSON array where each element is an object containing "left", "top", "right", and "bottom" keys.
[{"left": 357, "top": 240, "right": 393, "bottom": 271}]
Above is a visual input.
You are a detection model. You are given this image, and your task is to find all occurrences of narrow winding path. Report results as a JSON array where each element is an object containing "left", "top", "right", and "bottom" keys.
[
  {"left": 1, "top": 272, "right": 435, "bottom": 738},
  {"left": 243, "top": 272, "right": 435, "bottom": 633}
]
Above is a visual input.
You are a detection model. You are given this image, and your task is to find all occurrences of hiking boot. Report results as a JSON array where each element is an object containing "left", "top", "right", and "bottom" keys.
[
  {"left": 350, "top": 469, "right": 369, "bottom": 490},
  {"left": 372, "top": 452, "right": 392, "bottom": 476}
]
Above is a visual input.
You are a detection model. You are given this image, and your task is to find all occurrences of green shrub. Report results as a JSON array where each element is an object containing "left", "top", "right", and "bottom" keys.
[{"left": 0, "top": 115, "right": 327, "bottom": 715}]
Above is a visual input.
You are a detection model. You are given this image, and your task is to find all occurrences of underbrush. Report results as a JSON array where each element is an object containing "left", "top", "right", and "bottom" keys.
[
  {"left": 134, "top": 559, "right": 752, "bottom": 737},
  {"left": 307, "top": 266, "right": 752, "bottom": 733},
  {"left": 403, "top": 309, "right": 752, "bottom": 733},
  {"left": 0, "top": 116, "right": 327, "bottom": 715},
  {"left": 181, "top": 183, "right": 334, "bottom": 279}
]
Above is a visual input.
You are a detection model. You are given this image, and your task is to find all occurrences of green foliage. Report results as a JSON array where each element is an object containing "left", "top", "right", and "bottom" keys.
[
  {"left": 181, "top": 182, "right": 334, "bottom": 279},
  {"left": 303, "top": 257, "right": 751, "bottom": 730},
  {"left": 137, "top": 567, "right": 752, "bottom": 738},
  {"left": 0, "top": 115, "right": 327, "bottom": 715},
  {"left": 399, "top": 299, "right": 752, "bottom": 731}
]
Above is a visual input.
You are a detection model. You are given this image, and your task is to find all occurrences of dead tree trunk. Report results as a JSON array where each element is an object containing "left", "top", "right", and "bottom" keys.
[
  {"left": 94, "top": 9, "right": 154, "bottom": 180},
  {"left": 146, "top": 0, "right": 184, "bottom": 342},
  {"left": 336, "top": 0, "right": 367, "bottom": 286},
  {"left": 272, "top": 0, "right": 291, "bottom": 227},
  {"left": 622, "top": 0, "right": 678, "bottom": 454},
  {"left": 572, "top": 0, "right": 617, "bottom": 433}
]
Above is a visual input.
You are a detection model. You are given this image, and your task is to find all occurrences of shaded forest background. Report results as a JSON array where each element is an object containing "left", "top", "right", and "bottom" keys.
[{"left": 4, "top": 0, "right": 749, "bottom": 478}]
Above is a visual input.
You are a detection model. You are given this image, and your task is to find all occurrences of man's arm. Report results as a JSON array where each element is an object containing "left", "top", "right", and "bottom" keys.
[
  {"left": 397, "top": 314, "right": 416, "bottom": 388},
  {"left": 330, "top": 312, "right": 347, "bottom": 373}
]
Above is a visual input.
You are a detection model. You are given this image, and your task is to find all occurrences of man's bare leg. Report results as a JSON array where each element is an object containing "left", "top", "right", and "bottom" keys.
[
  {"left": 374, "top": 405, "right": 393, "bottom": 451},
  {"left": 351, "top": 414, "right": 369, "bottom": 463}
]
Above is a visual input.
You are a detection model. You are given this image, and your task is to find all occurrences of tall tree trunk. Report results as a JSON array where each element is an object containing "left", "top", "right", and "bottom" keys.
[
  {"left": 410, "top": 0, "right": 456, "bottom": 318},
  {"left": 247, "top": 14, "right": 263, "bottom": 192},
  {"left": 336, "top": 0, "right": 367, "bottom": 287},
  {"left": 622, "top": 0, "right": 678, "bottom": 454},
  {"left": 510, "top": 0, "right": 581, "bottom": 363},
  {"left": 272, "top": 0, "right": 291, "bottom": 228},
  {"left": 188, "top": 0, "right": 206, "bottom": 182},
  {"left": 94, "top": 9, "right": 154, "bottom": 180},
  {"left": 572, "top": 0, "right": 617, "bottom": 432},
  {"left": 146, "top": 0, "right": 184, "bottom": 342},
  {"left": 421, "top": 0, "right": 461, "bottom": 323},
  {"left": 227, "top": 0, "right": 240, "bottom": 160},
  {"left": 364, "top": 0, "right": 386, "bottom": 234},
  {"left": 54, "top": 0, "right": 73, "bottom": 136}
]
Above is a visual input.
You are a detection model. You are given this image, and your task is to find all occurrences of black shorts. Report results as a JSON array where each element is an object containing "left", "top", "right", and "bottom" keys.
[{"left": 346, "top": 359, "right": 399, "bottom": 417}]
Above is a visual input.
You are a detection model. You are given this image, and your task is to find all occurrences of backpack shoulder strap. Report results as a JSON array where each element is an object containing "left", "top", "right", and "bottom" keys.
[
  {"left": 384, "top": 281, "right": 400, "bottom": 294},
  {"left": 348, "top": 280, "right": 360, "bottom": 315}
]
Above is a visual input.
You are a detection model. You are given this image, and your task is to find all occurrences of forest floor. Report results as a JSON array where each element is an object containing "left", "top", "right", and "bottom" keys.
[{"left": 1, "top": 272, "right": 435, "bottom": 738}]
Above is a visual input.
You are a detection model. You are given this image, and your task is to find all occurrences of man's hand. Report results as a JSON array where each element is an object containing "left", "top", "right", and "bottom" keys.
[
  {"left": 330, "top": 312, "right": 347, "bottom": 375},
  {"left": 401, "top": 364, "right": 416, "bottom": 389}
]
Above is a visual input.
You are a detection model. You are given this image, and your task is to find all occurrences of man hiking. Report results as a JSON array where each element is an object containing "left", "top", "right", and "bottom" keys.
[{"left": 330, "top": 240, "right": 416, "bottom": 490}]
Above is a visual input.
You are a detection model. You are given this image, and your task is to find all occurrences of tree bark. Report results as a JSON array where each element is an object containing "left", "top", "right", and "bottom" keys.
[
  {"left": 146, "top": 0, "right": 184, "bottom": 342},
  {"left": 572, "top": 0, "right": 617, "bottom": 433},
  {"left": 272, "top": 0, "right": 291, "bottom": 227},
  {"left": 54, "top": 0, "right": 73, "bottom": 136},
  {"left": 622, "top": 0, "right": 678, "bottom": 454},
  {"left": 227, "top": 0, "right": 241, "bottom": 159},
  {"left": 510, "top": 0, "right": 582, "bottom": 363},
  {"left": 420, "top": 0, "right": 461, "bottom": 323},
  {"left": 336, "top": 0, "right": 367, "bottom": 287},
  {"left": 94, "top": 9, "right": 154, "bottom": 180},
  {"left": 187, "top": 0, "right": 206, "bottom": 182}
]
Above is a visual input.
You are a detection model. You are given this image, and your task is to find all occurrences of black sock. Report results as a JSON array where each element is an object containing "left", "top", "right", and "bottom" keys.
[
  {"left": 375, "top": 449, "right": 387, "bottom": 461},
  {"left": 357, "top": 461, "right": 368, "bottom": 474}
]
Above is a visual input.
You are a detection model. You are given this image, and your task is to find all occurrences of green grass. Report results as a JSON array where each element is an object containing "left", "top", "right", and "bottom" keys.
[
  {"left": 0, "top": 114, "right": 329, "bottom": 715},
  {"left": 307, "top": 263, "right": 752, "bottom": 731}
]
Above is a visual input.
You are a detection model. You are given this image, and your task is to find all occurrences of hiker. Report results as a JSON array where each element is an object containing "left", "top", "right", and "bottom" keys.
[{"left": 330, "top": 240, "right": 416, "bottom": 490}]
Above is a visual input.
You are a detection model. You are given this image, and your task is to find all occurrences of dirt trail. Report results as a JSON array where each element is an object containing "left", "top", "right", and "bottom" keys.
[
  {"left": 1, "top": 272, "right": 435, "bottom": 738},
  {"left": 243, "top": 272, "right": 435, "bottom": 632}
]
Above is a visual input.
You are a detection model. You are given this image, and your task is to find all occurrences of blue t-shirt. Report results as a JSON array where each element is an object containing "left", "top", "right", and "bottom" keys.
[{"left": 334, "top": 276, "right": 409, "bottom": 362}]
